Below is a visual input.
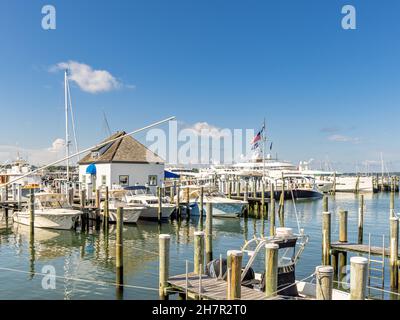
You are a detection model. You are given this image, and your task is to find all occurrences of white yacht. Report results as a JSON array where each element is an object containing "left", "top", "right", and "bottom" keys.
[
  {"left": 12, "top": 193, "right": 81, "bottom": 230},
  {"left": 123, "top": 186, "right": 176, "bottom": 220},
  {"left": 101, "top": 190, "right": 144, "bottom": 223},
  {"left": 178, "top": 186, "right": 248, "bottom": 218}
]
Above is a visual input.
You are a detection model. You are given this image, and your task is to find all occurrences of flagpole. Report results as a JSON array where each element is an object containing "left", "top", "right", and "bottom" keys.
[{"left": 263, "top": 117, "right": 266, "bottom": 180}]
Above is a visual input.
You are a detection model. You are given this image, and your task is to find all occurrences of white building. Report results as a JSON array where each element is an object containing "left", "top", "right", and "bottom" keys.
[{"left": 78, "top": 131, "right": 165, "bottom": 195}]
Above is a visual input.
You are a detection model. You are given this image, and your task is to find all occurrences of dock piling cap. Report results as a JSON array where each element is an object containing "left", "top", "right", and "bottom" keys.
[
  {"left": 315, "top": 265, "right": 334, "bottom": 274},
  {"left": 265, "top": 243, "right": 279, "bottom": 250},
  {"left": 350, "top": 256, "right": 368, "bottom": 265},
  {"left": 227, "top": 250, "right": 242, "bottom": 257},
  {"left": 159, "top": 234, "right": 171, "bottom": 239}
]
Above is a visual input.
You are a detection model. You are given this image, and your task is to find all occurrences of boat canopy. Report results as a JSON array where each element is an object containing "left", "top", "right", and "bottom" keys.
[{"left": 164, "top": 170, "right": 180, "bottom": 179}]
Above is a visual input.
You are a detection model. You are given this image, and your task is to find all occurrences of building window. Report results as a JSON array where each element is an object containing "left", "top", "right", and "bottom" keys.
[
  {"left": 101, "top": 175, "right": 107, "bottom": 185},
  {"left": 82, "top": 175, "right": 86, "bottom": 184},
  {"left": 148, "top": 175, "right": 158, "bottom": 186},
  {"left": 119, "top": 175, "right": 129, "bottom": 187}
]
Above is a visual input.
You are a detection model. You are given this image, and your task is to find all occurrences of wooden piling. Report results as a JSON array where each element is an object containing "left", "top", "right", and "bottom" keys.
[
  {"left": 228, "top": 181, "right": 232, "bottom": 199},
  {"left": 261, "top": 182, "right": 265, "bottom": 217},
  {"left": 68, "top": 187, "right": 74, "bottom": 206},
  {"left": 29, "top": 189, "right": 35, "bottom": 232},
  {"left": 176, "top": 186, "right": 181, "bottom": 219},
  {"left": 95, "top": 189, "right": 100, "bottom": 209},
  {"left": 350, "top": 257, "right": 368, "bottom": 300},
  {"left": 159, "top": 234, "right": 170, "bottom": 300},
  {"left": 226, "top": 250, "right": 242, "bottom": 300},
  {"left": 358, "top": 195, "right": 364, "bottom": 244},
  {"left": 339, "top": 209, "right": 348, "bottom": 243},
  {"left": 270, "top": 184, "right": 275, "bottom": 237},
  {"left": 185, "top": 187, "right": 190, "bottom": 219},
  {"left": 80, "top": 189, "right": 86, "bottom": 208},
  {"left": 116, "top": 207, "right": 124, "bottom": 288},
  {"left": 237, "top": 180, "right": 241, "bottom": 197},
  {"left": 205, "top": 202, "right": 213, "bottom": 264},
  {"left": 265, "top": 243, "right": 279, "bottom": 297},
  {"left": 315, "top": 265, "right": 333, "bottom": 300},
  {"left": 323, "top": 196, "right": 328, "bottom": 212},
  {"left": 338, "top": 210, "right": 348, "bottom": 282},
  {"left": 157, "top": 187, "right": 162, "bottom": 222},
  {"left": 322, "top": 211, "right": 331, "bottom": 265},
  {"left": 390, "top": 217, "right": 399, "bottom": 290},
  {"left": 244, "top": 181, "right": 249, "bottom": 217},
  {"left": 253, "top": 180, "right": 257, "bottom": 198},
  {"left": 278, "top": 177, "right": 285, "bottom": 227},
  {"left": 104, "top": 186, "right": 109, "bottom": 227},
  {"left": 390, "top": 188, "right": 395, "bottom": 218},
  {"left": 194, "top": 231, "right": 205, "bottom": 275}
]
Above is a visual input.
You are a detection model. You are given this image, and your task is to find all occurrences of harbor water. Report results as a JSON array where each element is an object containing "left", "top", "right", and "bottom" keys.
[{"left": 0, "top": 192, "right": 398, "bottom": 300}]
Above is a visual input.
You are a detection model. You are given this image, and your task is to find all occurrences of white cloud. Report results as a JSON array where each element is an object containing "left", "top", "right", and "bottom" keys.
[
  {"left": 187, "top": 122, "right": 230, "bottom": 138},
  {"left": 51, "top": 61, "right": 122, "bottom": 93},
  {"left": 48, "top": 138, "right": 65, "bottom": 152},
  {"left": 328, "top": 134, "right": 360, "bottom": 143},
  {"left": 0, "top": 139, "right": 75, "bottom": 166}
]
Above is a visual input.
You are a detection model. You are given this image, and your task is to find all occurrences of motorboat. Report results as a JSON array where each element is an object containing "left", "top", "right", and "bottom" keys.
[
  {"left": 101, "top": 189, "right": 144, "bottom": 223},
  {"left": 123, "top": 186, "right": 176, "bottom": 220},
  {"left": 12, "top": 193, "right": 81, "bottom": 230},
  {"left": 179, "top": 186, "right": 248, "bottom": 218}
]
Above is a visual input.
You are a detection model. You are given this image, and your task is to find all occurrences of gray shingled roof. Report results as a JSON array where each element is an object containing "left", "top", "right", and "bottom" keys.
[{"left": 78, "top": 131, "right": 164, "bottom": 165}]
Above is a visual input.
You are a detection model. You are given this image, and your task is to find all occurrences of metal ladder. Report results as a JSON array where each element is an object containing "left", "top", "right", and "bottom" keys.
[{"left": 367, "top": 233, "right": 385, "bottom": 300}]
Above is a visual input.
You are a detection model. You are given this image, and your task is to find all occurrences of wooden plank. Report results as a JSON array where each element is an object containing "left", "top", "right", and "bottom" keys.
[
  {"left": 331, "top": 242, "right": 399, "bottom": 258},
  {"left": 168, "top": 273, "right": 267, "bottom": 300}
]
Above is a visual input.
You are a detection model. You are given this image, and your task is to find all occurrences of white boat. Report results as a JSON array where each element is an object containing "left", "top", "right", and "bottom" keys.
[
  {"left": 0, "top": 156, "right": 42, "bottom": 201},
  {"left": 298, "top": 161, "right": 374, "bottom": 193},
  {"left": 101, "top": 189, "right": 144, "bottom": 223},
  {"left": 123, "top": 186, "right": 176, "bottom": 220},
  {"left": 12, "top": 193, "right": 81, "bottom": 230},
  {"left": 180, "top": 186, "right": 248, "bottom": 218}
]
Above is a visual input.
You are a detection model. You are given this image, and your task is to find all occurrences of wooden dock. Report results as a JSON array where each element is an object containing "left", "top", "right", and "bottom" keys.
[
  {"left": 167, "top": 273, "right": 269, "bottom": 300},
  {"left": 331, "top": 242, "right": 400, "bottom": 259}
]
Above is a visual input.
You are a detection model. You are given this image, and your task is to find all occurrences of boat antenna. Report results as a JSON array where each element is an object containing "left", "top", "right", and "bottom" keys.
[{"left": 2, "top": 116, "right": 176, "bottom": 187}]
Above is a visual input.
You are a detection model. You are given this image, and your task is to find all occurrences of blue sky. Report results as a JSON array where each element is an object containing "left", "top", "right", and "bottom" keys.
[{"left": 0, "top": 0, "right": 399, "bottom": 172}]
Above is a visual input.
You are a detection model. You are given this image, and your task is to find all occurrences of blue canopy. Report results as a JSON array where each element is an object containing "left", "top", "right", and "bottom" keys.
[
  {"left": 86, "top": 163, "right": 97, "bottom": 175},
  {"left": 164, "top": 170, "right": 180, "bottom": 179}
]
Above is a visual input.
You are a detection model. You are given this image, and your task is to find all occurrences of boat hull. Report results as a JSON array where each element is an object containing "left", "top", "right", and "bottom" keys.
[
  {"left": 103, "top": 208, "right": 142, "bottom": 223},
  {"left": 139, "top": 205, "right": 176, "bottom": 220},
  {"left": 12, "top": 209, "right": 81, "bottom": 230},
  {"left": 190, "top": 202, "right": 245, "bottom": 218}
]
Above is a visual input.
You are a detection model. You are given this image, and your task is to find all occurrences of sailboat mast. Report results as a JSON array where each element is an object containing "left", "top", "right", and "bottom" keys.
[{"left": 64, "top": 69, "right": 70, "bottom": 184}]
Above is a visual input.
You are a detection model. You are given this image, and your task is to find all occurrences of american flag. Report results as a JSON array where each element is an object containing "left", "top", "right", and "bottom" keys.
[{"left": 251, "top": 125, "right": 265, "bottom": 145}]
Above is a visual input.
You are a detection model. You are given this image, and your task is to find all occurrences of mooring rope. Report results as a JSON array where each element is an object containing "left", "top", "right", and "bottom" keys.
[{"left": 0, "top": 266, "right": 159, "bottom": 292}]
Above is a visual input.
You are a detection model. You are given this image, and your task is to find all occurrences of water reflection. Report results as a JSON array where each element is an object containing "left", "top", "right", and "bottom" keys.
[{"left": 0, "top": 192, "right": 398, "bottom": 299}]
